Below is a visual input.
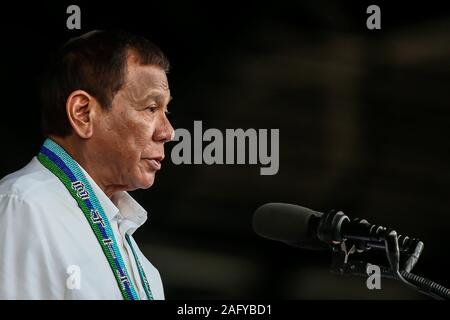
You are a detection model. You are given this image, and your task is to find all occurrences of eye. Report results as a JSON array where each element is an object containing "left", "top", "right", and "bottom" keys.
[{"left": 146, "top": 106, "right": 157, "bottom": 113}]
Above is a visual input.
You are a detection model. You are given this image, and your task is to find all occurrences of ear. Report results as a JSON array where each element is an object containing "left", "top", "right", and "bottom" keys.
[{"left": 65, "top": 90, "right": 96, "bottom": 139}]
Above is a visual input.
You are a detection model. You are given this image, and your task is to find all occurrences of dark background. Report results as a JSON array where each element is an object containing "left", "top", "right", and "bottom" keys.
[{"left": 1, "top": 0, "right": 450, "bottom": 299}]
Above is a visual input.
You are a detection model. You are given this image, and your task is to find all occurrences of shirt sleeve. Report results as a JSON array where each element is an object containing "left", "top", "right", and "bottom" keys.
[{"left": 0, "top": 194, "right": 66, "bottom": 299}]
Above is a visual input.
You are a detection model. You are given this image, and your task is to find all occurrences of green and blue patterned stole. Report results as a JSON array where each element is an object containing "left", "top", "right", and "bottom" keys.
[{"left": 38, "top": 138, "right": 153, "bottom": 300}]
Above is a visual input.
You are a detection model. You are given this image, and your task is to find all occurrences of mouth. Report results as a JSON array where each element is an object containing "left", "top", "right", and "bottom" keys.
[{"left": 143, "top": 157, "right": 163, "bottom": 171}]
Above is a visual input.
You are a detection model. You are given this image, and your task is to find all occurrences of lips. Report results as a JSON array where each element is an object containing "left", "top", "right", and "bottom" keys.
[{"left": 143, "top": 157, "right": 163, "bottom": 171}]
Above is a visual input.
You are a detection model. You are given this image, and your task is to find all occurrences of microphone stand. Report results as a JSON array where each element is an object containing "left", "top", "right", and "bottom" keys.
[
  {"left": 319, "top": 211, "right": 450, "bottom": 300},
  {"left": 329, "top": 233, "right": 450, "bottom": 300}
]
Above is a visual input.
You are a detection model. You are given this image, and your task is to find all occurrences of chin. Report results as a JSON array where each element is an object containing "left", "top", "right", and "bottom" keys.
[{"left": 137, "top": 174, "right": 156, "bottom": 190}]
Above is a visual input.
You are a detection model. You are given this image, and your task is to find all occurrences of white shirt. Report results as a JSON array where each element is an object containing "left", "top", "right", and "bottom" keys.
[{"left": 0, "top": 157, "right": 164, "bottom": 300}]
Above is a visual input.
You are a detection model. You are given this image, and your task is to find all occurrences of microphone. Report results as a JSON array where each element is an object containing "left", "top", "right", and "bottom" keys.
[
  {"left": 252, "top": 203, "right": 327, "bottom": 250},
  {"left": 252, "top": 203, "right": 450, "bottom": 300},
  {"left": 253, "top": 203, "right": 422, "bottom": 260}
]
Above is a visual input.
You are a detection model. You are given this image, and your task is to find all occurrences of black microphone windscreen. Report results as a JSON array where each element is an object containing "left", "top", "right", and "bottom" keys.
[{"left": 253, "top": 203, "right": 327, "bottom": 249}]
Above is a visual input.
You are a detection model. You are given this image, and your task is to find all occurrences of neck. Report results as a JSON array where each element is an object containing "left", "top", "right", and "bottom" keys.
[{"left": 48, "top": 135, "right": 123, "bottom": 198}]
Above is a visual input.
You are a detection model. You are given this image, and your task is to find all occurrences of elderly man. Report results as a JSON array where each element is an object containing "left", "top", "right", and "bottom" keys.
[{"left": 0, "top": 30, "right": 174, "bottom": 299}]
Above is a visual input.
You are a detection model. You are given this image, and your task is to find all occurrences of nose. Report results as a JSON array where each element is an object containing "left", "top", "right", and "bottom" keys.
[{"left": 154, "top": 111, "right": 174, "bottom": 143}]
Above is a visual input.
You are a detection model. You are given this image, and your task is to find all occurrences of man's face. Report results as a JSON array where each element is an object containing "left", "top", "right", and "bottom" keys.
[{"left": 91, "top": 56, "right": 174, "bottom": 192}]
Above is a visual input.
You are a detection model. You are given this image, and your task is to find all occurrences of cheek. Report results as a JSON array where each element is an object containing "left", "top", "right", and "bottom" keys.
[
  {"left": 127, "top": 123, "right": 154, "bottom": 150},
  {"left": 118, "top": 121, "right": 155, "bottom": 162},
  {"left": 127, "top": 115, "right": 157, "bottom": 142},
  {"left": 98, "top": 108, "right": 155, "bottom": 158}
]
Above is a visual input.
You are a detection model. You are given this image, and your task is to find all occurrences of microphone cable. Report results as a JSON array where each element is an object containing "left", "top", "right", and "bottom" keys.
[{"left": 384, "top": 230, "right": 450, "bottom": 300}]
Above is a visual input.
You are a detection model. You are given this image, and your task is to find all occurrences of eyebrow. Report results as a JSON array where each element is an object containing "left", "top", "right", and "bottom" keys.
[{"left": 142, "top": 90, "right": 172, "bottom": 105}]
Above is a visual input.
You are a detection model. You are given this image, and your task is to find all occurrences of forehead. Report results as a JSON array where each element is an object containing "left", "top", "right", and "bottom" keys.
[{"left": 124, "top": 59, "right": 170, "bottom": 101}]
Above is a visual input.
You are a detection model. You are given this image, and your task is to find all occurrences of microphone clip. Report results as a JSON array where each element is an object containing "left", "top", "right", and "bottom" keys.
[{"left": 318, "top": 210, "right": 424, "bottom": 272}]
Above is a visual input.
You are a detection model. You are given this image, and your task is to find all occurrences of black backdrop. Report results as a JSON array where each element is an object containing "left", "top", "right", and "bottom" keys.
[{"left": 1, "top": 0, "right": 450, "bottom": 299}]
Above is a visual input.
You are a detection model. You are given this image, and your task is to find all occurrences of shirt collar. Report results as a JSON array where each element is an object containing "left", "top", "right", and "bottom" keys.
[{"left": 78, "top": 164, "right": 148, "bottom": 235}]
